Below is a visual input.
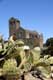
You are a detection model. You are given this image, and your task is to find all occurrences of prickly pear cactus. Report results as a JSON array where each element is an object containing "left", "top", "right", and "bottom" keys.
[{"left": 0, "top": 38, "right": 52, "bottom": 80}]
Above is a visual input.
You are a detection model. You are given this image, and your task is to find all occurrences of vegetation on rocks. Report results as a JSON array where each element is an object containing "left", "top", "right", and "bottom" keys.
[{"left": 0, "top": 35, "right": 53, "bottom": 80}]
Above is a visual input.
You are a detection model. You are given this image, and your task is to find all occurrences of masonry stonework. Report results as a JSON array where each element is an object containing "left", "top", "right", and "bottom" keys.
[{"left": 9, "top": 17, "right": 43, "bottom": 48}]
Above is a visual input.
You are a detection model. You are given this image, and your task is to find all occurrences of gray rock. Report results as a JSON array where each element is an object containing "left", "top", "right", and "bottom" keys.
[{"left": 24, "top": 73, "right": 41, "bottom": 80}]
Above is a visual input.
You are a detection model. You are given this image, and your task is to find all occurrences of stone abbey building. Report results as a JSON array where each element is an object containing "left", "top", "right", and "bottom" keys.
[{"left": 9, "top": 17, "right": 43, "bottom": 47}]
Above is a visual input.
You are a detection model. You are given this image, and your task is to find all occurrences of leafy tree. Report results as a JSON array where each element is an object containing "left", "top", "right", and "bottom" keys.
[
  {"left": 46, "top": 37, "right": 53, "bottom": 47},
  {"left": 45, "top": 37, "right": 53, "bottom": 56}
]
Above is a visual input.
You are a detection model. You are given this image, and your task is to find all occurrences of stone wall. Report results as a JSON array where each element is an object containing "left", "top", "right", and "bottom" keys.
[{"left": 9, "top": 17, "right": 43, "bottom": 47}]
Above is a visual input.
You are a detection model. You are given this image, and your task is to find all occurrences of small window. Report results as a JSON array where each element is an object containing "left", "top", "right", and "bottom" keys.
[
  {"left": 19, "top": 33, "right": 21, "bottom": 38},
  {"left": 18, "top": 32, "right": 23, "bottom": 38},
  {"left": 29, "top": 34, "right": 33, "bottom": 38},
  {"left": 35, "top": 35, "right": 38, "bottom": 38}
]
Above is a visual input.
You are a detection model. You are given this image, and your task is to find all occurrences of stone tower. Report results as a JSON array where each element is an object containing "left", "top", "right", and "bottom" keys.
[
  {"left": 9, "top": 17, "right": 43, "bottom": 47},
  {"left": 9, "top": 17, "right": 20, "bottom": 37}
]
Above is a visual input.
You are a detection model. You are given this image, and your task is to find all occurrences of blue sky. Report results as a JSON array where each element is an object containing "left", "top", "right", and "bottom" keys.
[{"left": 0, "top": 0, "right": 53, "bottom": 42}]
